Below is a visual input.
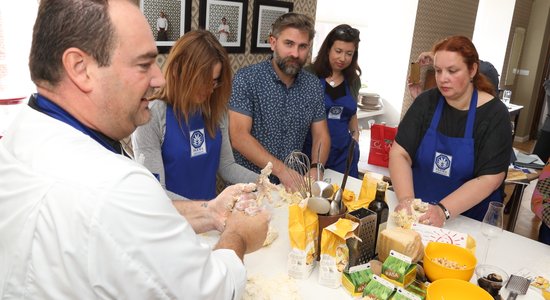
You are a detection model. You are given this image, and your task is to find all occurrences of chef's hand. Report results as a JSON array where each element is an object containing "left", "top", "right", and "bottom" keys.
[
  {"left": 417, "top": 204, "right": 445, "bottom": 227},
  {"left": 209, "top": 183, "right": 257, "bottom": 232},
  {"left": 223, "top": 208, "right": 270, "bottom": 256}
]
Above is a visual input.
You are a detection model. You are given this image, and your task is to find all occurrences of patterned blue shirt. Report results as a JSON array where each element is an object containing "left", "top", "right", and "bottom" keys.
[{"left": 229, "top": 58, "right": 325, "bottom": 175}]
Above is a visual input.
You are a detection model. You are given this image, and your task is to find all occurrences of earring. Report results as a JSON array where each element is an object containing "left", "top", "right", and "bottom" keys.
[{"left": 470, "top": 78, "right": 473, "bottom": 83}]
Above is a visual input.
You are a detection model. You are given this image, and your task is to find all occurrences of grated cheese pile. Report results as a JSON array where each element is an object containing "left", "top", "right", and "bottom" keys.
[{"left": 243, "top": 274, "right": 301, "bottom": 300}]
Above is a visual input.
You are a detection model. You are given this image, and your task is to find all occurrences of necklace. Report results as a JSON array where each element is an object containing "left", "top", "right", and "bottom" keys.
[
  {"left": 328, "top": 73, "right": 341, "bottom": 87},
  {"left": 328, "top": 76, "right": 336, "bottom": 87}
]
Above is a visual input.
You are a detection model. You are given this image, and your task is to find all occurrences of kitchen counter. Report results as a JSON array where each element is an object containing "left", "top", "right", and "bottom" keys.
[{"left": 200, "top": 169, "right": 550, "bottom": 299}]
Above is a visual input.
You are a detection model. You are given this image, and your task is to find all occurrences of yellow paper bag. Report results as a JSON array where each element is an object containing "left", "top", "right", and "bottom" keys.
[
  {"left": 357, "top": 171, "right": 385, "bottom": 208},
  {"left": 287, "top": 204, "right": 318, "bottom": 279},
  {"left": 319, "top": 218, "right": 359, "bottom": 288}
]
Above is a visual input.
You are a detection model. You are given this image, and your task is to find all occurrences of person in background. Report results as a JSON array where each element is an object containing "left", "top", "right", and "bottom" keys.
[
  {"left": 0, "top": 0, "right": 268, "bottom": 298},
  {"left": 479, "top": 60, "right": 500, "bottom": 96},
  {"left": 304, "top": 24, "right": 361, "bottom": 178},
  {"left": 410, "top": 51, "right": 500, "bottom": 98},
  {"left": 531, "top": 158, "right": 550, "bottom": 245},
  {"left": 133, "top": 30, "right": 258, "bottom": 200},
  {"left": 390, "top": 35, "right": 512, "bottom": 226},
  {"left": 217, "top": 17, "right": 230, "bottom": 43},
  {"left": 157, "top": 11, "right": 168, "bottom": 41},
  {"left": 532, "top": 79, "right": 550, "bottom": 163},
  {"left": 229, "top": 12, "right": 330, "bottom": 189}
]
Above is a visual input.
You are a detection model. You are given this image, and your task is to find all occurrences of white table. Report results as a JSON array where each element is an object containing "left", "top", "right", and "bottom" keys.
[{"left": 202, "top": 169, "right": 550, "bottom": 299}]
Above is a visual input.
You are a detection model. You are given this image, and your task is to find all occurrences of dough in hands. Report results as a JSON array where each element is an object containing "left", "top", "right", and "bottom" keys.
[{"left": 391, "top": 198, "right": 429, "bottom": 228}]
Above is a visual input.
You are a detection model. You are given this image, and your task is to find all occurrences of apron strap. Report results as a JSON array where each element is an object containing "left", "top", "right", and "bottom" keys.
[{"left": 431, "top": 89, "right": 479, "bottom": 139}]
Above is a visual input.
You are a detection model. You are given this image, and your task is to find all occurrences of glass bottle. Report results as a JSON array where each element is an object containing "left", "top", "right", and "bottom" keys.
[{"left": 368, "top": 181, "right": 388, "bottom": 254}]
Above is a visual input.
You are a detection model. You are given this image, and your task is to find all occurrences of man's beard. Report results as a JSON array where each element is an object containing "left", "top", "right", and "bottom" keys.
[{"left": 273, "top": 51, "right": 305, "bottom": 76}]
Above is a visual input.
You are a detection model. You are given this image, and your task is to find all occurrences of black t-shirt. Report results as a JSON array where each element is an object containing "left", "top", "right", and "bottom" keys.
[
  {"left": 396, "top": 88, "right": 512, "bottom": 177},
  {"left": 325, "top": 81, "right": 346, "bottom": 100}
]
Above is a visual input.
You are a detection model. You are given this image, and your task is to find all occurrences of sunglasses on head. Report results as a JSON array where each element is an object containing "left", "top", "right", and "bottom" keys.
[{"left": 334, "top": 27, "right": 360, "bottom": 39}]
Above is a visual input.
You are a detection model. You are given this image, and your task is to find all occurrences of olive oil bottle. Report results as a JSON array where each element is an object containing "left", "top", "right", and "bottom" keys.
[{"left": 368, "top": 181, "right": 388, "bottom": 254}]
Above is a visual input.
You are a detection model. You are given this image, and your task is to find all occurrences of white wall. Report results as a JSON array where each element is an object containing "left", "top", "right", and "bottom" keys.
[
  {"left": 314, "top": 0, "right": 419, "bottom": 126},
  {"left": 0, "top": 0, "right": 38, "bottom": 136},
  {"left": 472, "top": 0, "right": 516, "bottom": 89},
  {"left": 0, "top": 0, "right": 38, "bottom": 98}
]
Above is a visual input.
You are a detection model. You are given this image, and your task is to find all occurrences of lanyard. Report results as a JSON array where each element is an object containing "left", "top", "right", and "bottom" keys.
[{"left": 33, "top": 94, "right": 121, "bottom": 155}]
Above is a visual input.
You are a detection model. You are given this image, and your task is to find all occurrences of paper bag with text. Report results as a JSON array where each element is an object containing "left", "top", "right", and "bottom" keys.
[
  {"left": 287, "top": 204, "right": 318, "bottom": 279},
  {"left": 368, "top": 123, "right": 397, "bottom": 167},
  {"left": 319, "top": 218, "right": 360, "bottom": 288}
]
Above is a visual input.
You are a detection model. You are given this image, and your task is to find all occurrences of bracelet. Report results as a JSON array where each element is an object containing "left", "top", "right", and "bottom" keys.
[
  {"left": 436, "top": 202, "right": 451, "bottom": 220},
  {"left": 310, "top": 163, "right": 324, "bottom": 171}
]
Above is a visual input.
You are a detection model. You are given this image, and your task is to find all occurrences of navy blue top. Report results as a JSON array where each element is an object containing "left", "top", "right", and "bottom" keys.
[{"left": 229, "top": 58, "right": 325, "bottom": 177}]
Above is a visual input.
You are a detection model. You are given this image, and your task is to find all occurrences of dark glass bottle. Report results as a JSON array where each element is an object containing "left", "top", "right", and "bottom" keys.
[{"left": 368, "top": 181, "right": 389, "bottom": 254}]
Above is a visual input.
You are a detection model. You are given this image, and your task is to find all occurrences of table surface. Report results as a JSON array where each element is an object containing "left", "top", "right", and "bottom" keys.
[
  {"left": 212, "top": 169, "right": 550, "bottom": 299},
  {"left": 508, "top": 103, "right": 524, "bottom": 113}
]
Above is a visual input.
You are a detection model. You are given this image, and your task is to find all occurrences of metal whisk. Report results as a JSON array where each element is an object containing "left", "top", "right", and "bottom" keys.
[{"left": 283, "top": 151, "right": 311, "bottom": 199}]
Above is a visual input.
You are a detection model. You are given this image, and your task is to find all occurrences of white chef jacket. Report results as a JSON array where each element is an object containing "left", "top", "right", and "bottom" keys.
[
  {"left": 218, "top": 24, "right": 229, "bottom": 43},
  {"left": 0, "top": 105, "right": 246, "bottom": 299},
  {"left": 157, "top": 17, "right": 168, "bottom": 31}
]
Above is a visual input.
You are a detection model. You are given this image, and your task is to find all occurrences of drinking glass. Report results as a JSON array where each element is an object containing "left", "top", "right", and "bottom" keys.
[
  {"left": 480, "top": 201, "right": 504, "bottom": 264},
  {"left": 502, "top": 90, "right": 512, "bottom": 106}
]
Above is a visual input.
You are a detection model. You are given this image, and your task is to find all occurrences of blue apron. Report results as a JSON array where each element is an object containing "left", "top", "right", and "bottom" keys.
[
  {"left": 303, "top": 79, "right": 360, "bottom": 177},
  {"left": 412, "top": 89, "right": 501, "bottom": 221},
  {"left": 162, "top": 107, "right": 221, "bottom": 199}
]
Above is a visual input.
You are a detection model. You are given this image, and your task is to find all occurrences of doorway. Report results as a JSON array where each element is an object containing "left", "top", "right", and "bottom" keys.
[{"left": 529, "top": 41, "right": 550, "bottom": 140}]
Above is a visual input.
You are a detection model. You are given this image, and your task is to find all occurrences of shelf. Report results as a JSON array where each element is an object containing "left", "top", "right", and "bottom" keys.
[{"left": 357, "top": 108, "right": 384, "bottom": 119}]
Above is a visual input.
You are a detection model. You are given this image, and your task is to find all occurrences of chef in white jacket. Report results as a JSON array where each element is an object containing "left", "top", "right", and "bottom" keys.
[{"left": 0, "top": 0, "right": 269, "bottom": 299}]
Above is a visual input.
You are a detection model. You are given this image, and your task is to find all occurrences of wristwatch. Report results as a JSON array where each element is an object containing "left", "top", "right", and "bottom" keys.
[
  {"left": 436, "top": 202, "right": 451, "bottom": 220},
  {"left": 310, "top": 163, "right": 324, "bottom": 172}
]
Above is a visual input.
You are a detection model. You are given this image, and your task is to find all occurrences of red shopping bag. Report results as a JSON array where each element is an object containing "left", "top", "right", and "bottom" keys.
[{"left": 368, "top": 123, "right": 397, "bottom": 167}]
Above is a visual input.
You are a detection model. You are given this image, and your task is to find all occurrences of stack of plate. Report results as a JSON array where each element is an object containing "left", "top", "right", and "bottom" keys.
[{"left": 358, "top": 93, "right": 382, "bottom": 111}]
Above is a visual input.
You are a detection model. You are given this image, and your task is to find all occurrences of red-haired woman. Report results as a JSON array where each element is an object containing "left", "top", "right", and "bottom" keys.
[{"left": 390, "top": 36, "right": 512, "bottom": 225}]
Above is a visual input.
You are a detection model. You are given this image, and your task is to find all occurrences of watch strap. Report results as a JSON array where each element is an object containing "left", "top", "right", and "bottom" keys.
[
  {"left": 310, "top": 163, "right": 324, "bottom": 171},
  {"left": 436, "top": 202, "right": 451, "bottom": 220}
]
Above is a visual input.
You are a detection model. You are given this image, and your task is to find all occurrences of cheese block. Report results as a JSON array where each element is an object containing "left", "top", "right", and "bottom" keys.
[{"left": 376, "top": 227, "right": 424, "bottom": 263}]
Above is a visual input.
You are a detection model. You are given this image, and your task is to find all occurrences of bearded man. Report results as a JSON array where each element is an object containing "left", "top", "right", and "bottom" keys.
[{"left": 229, "top": 12, "right": 330, "bottom": 190}]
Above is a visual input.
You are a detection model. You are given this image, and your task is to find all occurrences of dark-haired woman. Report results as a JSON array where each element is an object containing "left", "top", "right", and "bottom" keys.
[{"left": 304, "top": 24, "right": 362, "bottom": 178}]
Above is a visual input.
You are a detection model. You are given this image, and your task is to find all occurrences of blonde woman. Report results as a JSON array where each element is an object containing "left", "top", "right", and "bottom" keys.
[{"left": 133, "top": 30, "right": 258, "bottom": 200}]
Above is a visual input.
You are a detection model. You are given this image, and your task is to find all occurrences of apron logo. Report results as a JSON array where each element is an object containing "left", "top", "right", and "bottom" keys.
[
  {"left": 328, "top": 106, "right": 343, "bottom": 119},
  {"left": 190, "top": 129, "right": 207, "bottom": 157},
  {"left": 433, "top": 152, "right": 452, "bottom": 177}
]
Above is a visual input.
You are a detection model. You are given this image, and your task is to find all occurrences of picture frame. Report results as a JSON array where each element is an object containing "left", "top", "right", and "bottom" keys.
[
  {"left": 140, "top": 0, "right": 192, "bottom": 53},
  {"left": 250, "top": 0, "right": 293, "bottom": 53},
  {"left": 199, "top": 0, "right": 248, "bottom": 53}
]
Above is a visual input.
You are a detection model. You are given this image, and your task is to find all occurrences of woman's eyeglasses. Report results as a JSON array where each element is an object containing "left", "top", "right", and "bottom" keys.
[{"left": 334, "top": 27, "right": 360, "bottom": 39}]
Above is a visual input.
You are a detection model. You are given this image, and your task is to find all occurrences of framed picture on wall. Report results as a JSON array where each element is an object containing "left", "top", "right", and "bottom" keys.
[
  {"left": 199, "top": 0, "right": 248, "bottom": 53},
  {"left": 250, "top": 0, "right": 293, "bottom": 53},
  {"left": 140, "top": 0, "right": 192, "bottom": 52}
]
